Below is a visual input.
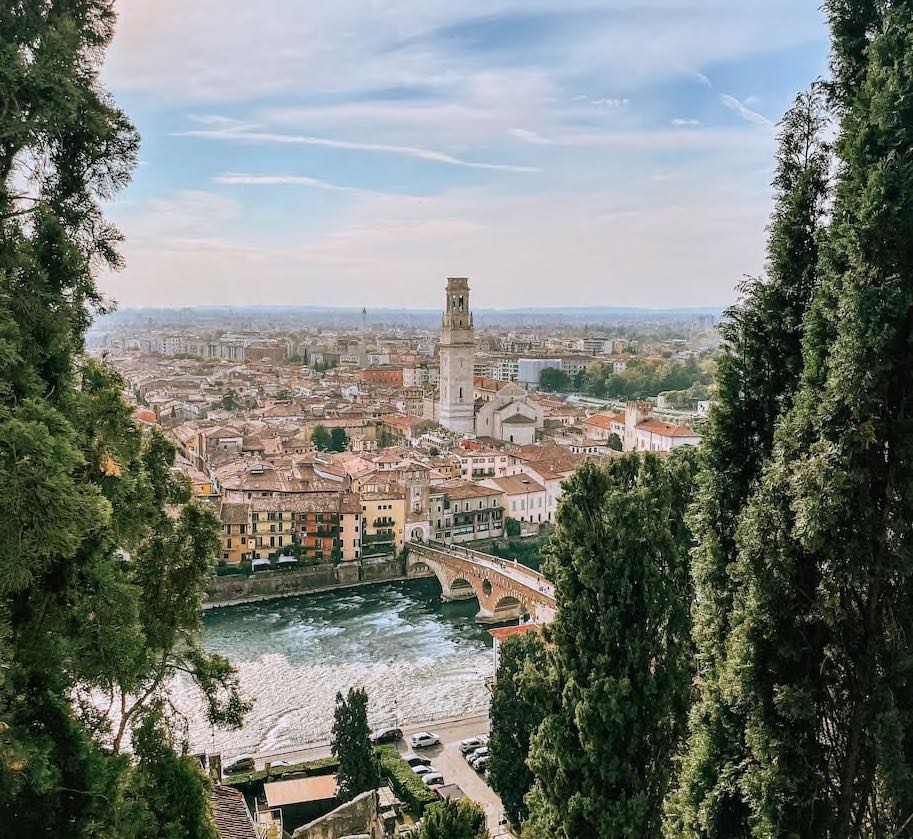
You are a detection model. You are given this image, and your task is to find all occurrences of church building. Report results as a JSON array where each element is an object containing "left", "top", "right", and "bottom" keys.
[{"left": 436, "top": 277, "right": 544, "bottom": 444}]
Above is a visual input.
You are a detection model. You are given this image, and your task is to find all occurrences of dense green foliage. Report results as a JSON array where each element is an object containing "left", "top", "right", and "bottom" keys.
[
  {"left": 0, "top": 5, "right": 248, "bottom": 835},
  {"left": 311, "top": 424, "right": 332, "bottom": 451},
  {"left": 330, "top": 687, "right": 380, "bottom": 802},
  {"left": 713, "top": 5, "right": 913, "bottom": 835},
  {"left": 330, "top": 426, "right": 349, "bottom": 452},
  {"left": 668, "top": 4, "right": 913, "bottom": 835},
  {"left": 538, "top": 366, "right": 570, "bottom": 392},
  {"left": 575, "top": 357, "right": 712, "bottom": 400},
  {"left": 416, "top": 798, "right": 490, "bottom": 839},
  {"left": 377, "top": 746, "right": 438, "bottom": 815},
  {"left": 489, "top": 537, "right": 545, "bottom": 572},
  {"left": 666, "top": 86, "right": 830, "bottom": 838},
  {"left": 488, "top": 631, "right": 547, "bottom": 827},
  {"left": 526, "top": 451, "right": 698, "bottom": 837}
]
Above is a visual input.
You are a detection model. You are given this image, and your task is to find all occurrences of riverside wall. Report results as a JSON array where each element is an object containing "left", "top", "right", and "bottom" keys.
[{"left": 203, "top": 554, "right": 434, "bottom": 609}]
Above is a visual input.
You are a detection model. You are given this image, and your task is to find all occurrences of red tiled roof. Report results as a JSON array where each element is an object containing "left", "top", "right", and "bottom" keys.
[
  {"left": 583, "top": 412, "right": 621, "bottom": 429},
  {"left": 490, "top": 623, "right": 543, "bottom": 641},
  {"left": 210, "top": 786, "right": 258, "bottom": 839},
  {"left": 636, "top": 419, "right": 700, "bottom": 438}
]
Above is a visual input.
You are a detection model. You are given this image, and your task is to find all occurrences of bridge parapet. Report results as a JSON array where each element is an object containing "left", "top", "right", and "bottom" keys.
[{"left": 408, "top": 540, "right": 555, "bottom": 624}]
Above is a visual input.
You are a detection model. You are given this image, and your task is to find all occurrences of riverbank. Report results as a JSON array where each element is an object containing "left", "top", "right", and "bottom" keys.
[
  {"left": 249, "top": 712, "right": 491, "bottom": 768},
  {"left": 184, "top": 578, "right": 494, "bottom": 756},
  {"left": 204, "top": 555, "right": 433, "bottom": 609}
]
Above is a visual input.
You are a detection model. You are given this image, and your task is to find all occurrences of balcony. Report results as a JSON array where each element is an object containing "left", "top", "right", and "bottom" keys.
[
  {"left": 373, "top": 517, "right": 395, "bottom": 527},
  {"left": 363, "top": 532, "right": 395, "bottom": 545}
]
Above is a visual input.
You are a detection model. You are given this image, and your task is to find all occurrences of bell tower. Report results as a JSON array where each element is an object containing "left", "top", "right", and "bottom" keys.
[{"left": 438, "top": 277, "right": 476, "bottom": 434}]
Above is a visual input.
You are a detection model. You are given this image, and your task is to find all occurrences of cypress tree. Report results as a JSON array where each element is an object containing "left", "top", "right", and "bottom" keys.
[
  {"left": 716, "top": 4, "right": 913, "bottom": 835},
  {"left": 526, "top": 450, "right": 698, "bottom": 838},
  {"left": 331, "top": 687, "right": 380, "bottom": 801},
  {"left": 666, "top": 87, "right": 830, "bottom": 838},
  {"left": 487, "top": 630, "right": 548, "bottom": 828}
]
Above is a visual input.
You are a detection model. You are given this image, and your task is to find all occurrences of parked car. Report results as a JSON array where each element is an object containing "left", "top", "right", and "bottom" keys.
[
  {"left": 411, "top": 764, "right": 436, "bottom": 776},
  {"left": 410, "top": 731, "right": 441, "bottom": 749},
  {"left": 458, "top": 736, "right": 486, "bottom": 754},
  {"left": 403, "top": 753, "right": 431, "bottom": 768},
  {"left": 268, "top": 760, "right": 291, "bottom": 769},
  {"left": 224, "top": 756, "right": 255, "bottom": 774},
  {"left": 422, "top": 772, "right": 445, "bottom": 786},
  {"left": 371, "top": 727, "right": 403, "bottom": 745},
  {"left": 467, "top": 747, "right": 489, "bottom": 768},
  {"left": 473, "top": 756, "right": 490, "bottom": 773}
]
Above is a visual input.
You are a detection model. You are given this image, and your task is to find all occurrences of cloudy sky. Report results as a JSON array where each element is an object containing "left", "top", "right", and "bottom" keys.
[{"left": 99, "top": 1, "right": 829, "bottom": 310}]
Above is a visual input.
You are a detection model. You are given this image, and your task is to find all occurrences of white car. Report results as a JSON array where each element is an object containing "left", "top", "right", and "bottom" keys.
[
  {"left": 467, "top": 747, "right": 489, "bottom": 768},
  {"left": 409, "top": 731, "right": 441, "bottom": 749},
  {"left": 411, "top": 764, "right": 436, "bottom": 776},
  {"left": 422, "top": 772, "right": 445, "bottom": 786},
  {"left": 458, "top": 737, "right": 486, "bottom": 754}
]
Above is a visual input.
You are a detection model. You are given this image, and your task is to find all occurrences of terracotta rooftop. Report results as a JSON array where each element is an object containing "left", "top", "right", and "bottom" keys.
[
  {"left": 432, "top": 480, "right": 504, "bottom": 500},
  {"left": 220, "top": 502, "right": 251, "bottom": 525},
  {"left": 490, "top": 623, "right": 543, "bottom": 641},
  {"left": 583, "top": 412, "right": 622, "bottom": 429},
  {"left": 210, "top": 786, "right": 258, "bottom": 839},
  {"left": 636, "top": 419, "right": 700, "bottom": 438},
  {"left": 264, "top": 775, "right": 338, "bottom": 807},
  {"left": 483, "top": 475, "right": 546, "bottom": 495}
]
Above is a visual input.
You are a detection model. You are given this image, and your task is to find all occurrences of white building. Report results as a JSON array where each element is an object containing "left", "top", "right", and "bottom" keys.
[
  {"left": 437, "top": 278, "right": 476, "bottom": 434},
  {"left": 623, "top": 401, "right": 702, "bottom": 452},
  {"left": 475, "top": 382, "right": 544, "bottom": 445},
  {"left": 517, "top": 358, "right": 561, "bottom": 389},
  {"left": 480, "top": 474, "right": 547, "bottom": 525}
]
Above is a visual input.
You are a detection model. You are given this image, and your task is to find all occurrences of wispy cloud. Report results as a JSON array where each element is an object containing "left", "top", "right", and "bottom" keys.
[
  {"left": 509, "top": 126, "right": 768, "bottom": 151},
  {"left": 211, "top": 172, "right": 415, "bottom": 197},
  {"left": 671, "top": 118, "right": 701, "bottom": 127},
  {"left": 720, "top": 94, "right": 774, "bottom": 128},
  {"left": 180, "top": 120, "right": 539, "bottom": 173}
]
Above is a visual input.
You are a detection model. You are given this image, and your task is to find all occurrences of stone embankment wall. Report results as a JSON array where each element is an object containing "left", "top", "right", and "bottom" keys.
[
  {"left": 291, "top": 790, "right": 381, "bottom": 839},
  {"left": 204, "top": 555, "right": 434, "bottom": 608}
]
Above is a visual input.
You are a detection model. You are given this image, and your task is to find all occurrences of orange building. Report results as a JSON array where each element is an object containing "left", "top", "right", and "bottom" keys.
[{"left": 357, "top": 366, "right": 404, "bottom": 387}]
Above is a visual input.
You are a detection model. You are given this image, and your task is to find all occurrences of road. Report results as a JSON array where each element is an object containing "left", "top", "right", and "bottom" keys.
[
  {"left": 253, "top": 713, "right": 513, "bottom": 836},
  {"left": 253, "top": 713, "right": 489, "bottom": 769}
]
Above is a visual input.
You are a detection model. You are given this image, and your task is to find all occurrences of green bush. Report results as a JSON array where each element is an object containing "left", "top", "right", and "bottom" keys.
[
  {"left": 377, "top": 746, "right": 438, "bottom": 815},
  {"left": 214, "top": 562, "right": 252, "bottom": 577}
]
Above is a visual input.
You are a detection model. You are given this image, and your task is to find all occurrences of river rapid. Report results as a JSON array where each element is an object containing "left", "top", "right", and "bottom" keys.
[{"left": 172, "top": 578, "right": 494, "bottom": 757}]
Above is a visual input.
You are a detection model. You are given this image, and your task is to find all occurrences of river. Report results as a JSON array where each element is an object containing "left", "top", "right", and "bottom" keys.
[{"left": 173, "top": 578, "right": 495, "bottom": 757}]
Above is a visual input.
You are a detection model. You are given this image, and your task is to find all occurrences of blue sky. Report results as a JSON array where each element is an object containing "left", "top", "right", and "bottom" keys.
[{"left": 100, "top": 1, "right": 830, "bottom": 309}]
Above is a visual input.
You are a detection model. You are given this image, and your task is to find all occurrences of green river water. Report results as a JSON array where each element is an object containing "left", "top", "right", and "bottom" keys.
[{"left": 175, "top": 578, "right": 495, "bottom": 756}]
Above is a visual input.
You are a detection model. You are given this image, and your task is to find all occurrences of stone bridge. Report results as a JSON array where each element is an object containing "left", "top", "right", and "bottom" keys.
[{"left": 406, "top": 540, "right": 555, "bottom": 624}]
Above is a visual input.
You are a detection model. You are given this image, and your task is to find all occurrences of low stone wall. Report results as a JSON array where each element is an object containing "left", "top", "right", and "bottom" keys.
[
  {"left": 204, "top": 556, "right": 426, "bottom": 608},
  {"left": 291, "top": 790, "right": 381, "bottom": 839}
]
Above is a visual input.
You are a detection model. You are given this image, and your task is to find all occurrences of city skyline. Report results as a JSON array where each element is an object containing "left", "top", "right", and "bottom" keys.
[{"left": 100, "top": 2, "right": 829, "bottom": 309}]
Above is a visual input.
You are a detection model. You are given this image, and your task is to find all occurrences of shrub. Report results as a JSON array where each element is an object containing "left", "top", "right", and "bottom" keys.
[{"left": 377, "top": 746, "right": 438, "bottom": 815}]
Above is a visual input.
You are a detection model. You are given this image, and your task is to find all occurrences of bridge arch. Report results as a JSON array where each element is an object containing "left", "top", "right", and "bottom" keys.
[{"left": 445, "top": 577, "right": 478, "bottom": 602}]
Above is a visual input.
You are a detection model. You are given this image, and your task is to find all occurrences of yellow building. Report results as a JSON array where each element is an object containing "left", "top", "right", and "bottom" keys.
[
  {"left": 218, "top": 492, "right": 363, "bottom": 565},
  {"left": 219, "top": 502, "right": 252, "bottom": 564},
  {"left": 359, "top": 490, "right": 406, "bottom": 558}
]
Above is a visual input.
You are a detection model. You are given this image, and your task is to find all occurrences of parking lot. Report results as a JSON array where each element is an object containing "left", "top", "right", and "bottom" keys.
[{"left": 400, "top": 727, "right": 512, "bottom": 837}]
